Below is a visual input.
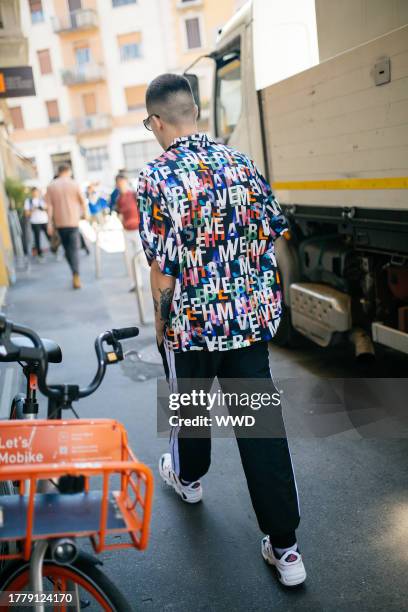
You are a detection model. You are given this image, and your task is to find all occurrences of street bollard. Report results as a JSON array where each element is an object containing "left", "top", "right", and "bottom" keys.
[
  {"left": 95, "top": 226, "right": 101, "bottom": 279},
  {"left": 132, "top": 251, "right": 146, "bottom": 324}
]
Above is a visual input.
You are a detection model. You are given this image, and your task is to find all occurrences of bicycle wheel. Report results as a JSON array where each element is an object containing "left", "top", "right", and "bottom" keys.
[{"left": 0, "top": 553, "right": 131, "bottom": 611}]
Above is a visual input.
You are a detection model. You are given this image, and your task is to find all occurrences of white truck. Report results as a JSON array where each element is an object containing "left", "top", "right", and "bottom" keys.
[{"left": 187, "top": 0, "right": 408, "bottom": 357}]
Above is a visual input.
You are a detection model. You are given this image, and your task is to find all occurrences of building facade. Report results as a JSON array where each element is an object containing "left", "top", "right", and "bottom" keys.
[
  {"left": 0, "top": 0, "right": 34, "bottom": 290},
  {"left": 7, "top": 0, "right": 244, "bottom": 190}
]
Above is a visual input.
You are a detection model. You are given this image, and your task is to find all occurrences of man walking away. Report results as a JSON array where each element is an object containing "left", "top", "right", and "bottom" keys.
[
  {"left": 115, "top": 174, "right": 142, "bottom": 292},
  {"left": 138, "top": 74, "right": 306, "bottom": 588},
  {"left": 45, "top": 164, "right": 87, "bottom": 289},
  {"left": 24, "top": 186, "right": 50, "bottom": 262}
]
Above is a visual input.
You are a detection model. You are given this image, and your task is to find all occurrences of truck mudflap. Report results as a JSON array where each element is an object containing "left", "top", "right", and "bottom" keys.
[
  {"left": 290, "top": 283, "right": 351, "bottom": 347},
  {"left": 372, "top": 323, "right": 408, "bottom": 355}
]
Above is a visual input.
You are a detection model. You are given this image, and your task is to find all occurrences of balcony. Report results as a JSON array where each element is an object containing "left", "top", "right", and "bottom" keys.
[
  {"left": 61, "top": 63, "right": 105, "bottom": 86},
  {"left": 52, "top": 9, "right": 98, "bottom": 33},
  {"left": 176, "top": 0, "right": 203, "bottom": 8},
  {"left": 69, "top": 114, "right": 112, "bottom": 135}
]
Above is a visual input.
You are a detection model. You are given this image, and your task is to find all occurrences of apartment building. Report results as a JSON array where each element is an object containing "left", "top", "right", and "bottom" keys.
[
  {"left": 7, "top": 0, "right": 243, "bottom": 189},
  {"left": 0, "top": 0, "right": 32, "bottom": 290}
]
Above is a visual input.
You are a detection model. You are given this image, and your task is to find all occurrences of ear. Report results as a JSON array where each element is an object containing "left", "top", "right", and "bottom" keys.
[
  {"left": 152, "top": 114, "right": 164, "bottom": 131},
  {"left": 193, "top": 104, "right": 199, "bottom": 121}
]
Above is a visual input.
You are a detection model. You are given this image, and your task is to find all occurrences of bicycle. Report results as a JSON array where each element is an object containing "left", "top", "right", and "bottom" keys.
[{"left": 0, "top": 314, "right": 153, "bottom": 611}]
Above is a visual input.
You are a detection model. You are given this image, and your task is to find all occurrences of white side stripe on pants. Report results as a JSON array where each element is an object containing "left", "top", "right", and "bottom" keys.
[{"left": 163, "top": 340, "right": 181, "bottom": 476}]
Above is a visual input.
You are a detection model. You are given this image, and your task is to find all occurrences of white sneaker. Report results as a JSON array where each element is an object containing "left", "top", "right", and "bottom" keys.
[
  {"left": 261, "top": 536, "right": 306, "bottom": 587},
  {"left": 159, "top": 453, "right": 202, "bottom": 504}
]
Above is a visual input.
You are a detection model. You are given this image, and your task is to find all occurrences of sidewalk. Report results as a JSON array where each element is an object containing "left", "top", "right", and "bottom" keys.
[{"left": 3, "top": 242, "right": 407, "bottom": 611}]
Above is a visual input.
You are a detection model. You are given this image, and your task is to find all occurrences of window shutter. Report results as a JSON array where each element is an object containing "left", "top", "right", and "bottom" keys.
[
  {"left": 38, "top": 49, "right": 52, "bottom": 75},
  {"left": 82, "top": 93, "right": 97, "bottom": 115},
  {"left": 125, "top": 84, "right": 146, "bottom": 110},
  {"left": 10, "top": 107, "right": 24, "bottom": 130},
  {"left": 185, "top": 18, "right": 201, "bottom": 49},
  {"left": 117, "top": 31, "right": 142, "bottom": 46},
  {"left": 29, "top": 0, "right": 42, "bottom": 12},
  {"left": 46, "top": 100, "right": 60, "bottom": 123}
]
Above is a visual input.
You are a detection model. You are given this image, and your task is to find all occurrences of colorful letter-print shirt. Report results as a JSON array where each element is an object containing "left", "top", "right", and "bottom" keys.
[{"left": 137, "top": 133, "right": 288, "bottom": 353}]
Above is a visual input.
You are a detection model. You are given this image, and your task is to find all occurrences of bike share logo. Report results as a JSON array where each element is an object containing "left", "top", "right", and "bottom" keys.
[{"left": 0, "top": 429, "right": 43, "bottom": 464}]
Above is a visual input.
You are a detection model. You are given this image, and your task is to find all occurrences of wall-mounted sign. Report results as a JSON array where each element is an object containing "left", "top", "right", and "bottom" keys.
[{"left": 0, "top": 66, "right": 36, "bottom": 98}]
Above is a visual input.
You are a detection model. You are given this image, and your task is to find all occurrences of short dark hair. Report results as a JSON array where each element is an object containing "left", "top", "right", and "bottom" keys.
[
  {"left": 116, "top": 173, "right": 126, "bottom": 182},
  {"left": 146, "top": 73, "right": 194, "bottom": 110},
  {"left": 58, "top": 163, "right": 70, "bottom": 175}
]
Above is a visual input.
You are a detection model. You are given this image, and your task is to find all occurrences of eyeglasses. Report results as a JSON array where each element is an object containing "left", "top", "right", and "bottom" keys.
[{"left": 143, "top": 114, "right": 160, "bottom": 131}]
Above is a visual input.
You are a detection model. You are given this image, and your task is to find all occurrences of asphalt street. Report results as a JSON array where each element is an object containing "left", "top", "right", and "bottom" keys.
[{"left": 2, "top": 242, "right": 407, "bottom": 612}]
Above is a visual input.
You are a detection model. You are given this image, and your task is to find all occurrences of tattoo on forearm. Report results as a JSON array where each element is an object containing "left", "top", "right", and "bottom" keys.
[{"left": 159, "top": 288, "right": 173, "bottom": 322}]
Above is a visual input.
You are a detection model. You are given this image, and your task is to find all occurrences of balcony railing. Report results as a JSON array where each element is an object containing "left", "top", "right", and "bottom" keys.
[
  {"left": 176, "top": 0, "right": 203, "bottom": 8},
  {"left": 69, "top": 114, "right": 112, "bottom": 135},
  {"left": 61, "top": 63, "right": 105, "bottom": 86},
  {"left": 52, "top": 9, "right": 98, "bottom": 33}
]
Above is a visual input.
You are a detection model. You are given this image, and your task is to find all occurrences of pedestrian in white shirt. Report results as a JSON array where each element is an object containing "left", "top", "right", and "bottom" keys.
[{"left": 24, "top": 187, "right": 50, "bottom": 261}]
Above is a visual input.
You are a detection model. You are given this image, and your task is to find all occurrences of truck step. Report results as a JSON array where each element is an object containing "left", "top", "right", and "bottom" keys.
[
  {"left": 290, "top": 283, "right": 351, "bottom": 347},
  {"left": 372, "top": 322, "right": 408, "bottom": 355}
]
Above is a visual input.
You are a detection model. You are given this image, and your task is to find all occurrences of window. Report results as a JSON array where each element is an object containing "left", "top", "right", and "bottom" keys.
[
  {"left": 185, "top": 17, "right": 202, "bottom": 49},
  {"left": 125, "top": 84, "right": 146, "bottom": 111},
  {"left": 85, "top": 146, "right": 109, "bottom": 172},
  {"left": 19, "top": 156, "right": 38, "bottom": 181},
  {"left": 51, "top": 153, "right": 72, "bottom": 178},
  {"left": 9, "top": 106, "right": 24, "bottom": 130},
  {"left": 215, "top": 56, "right": 242, "bottom": 141},
  {"left": 37, "top": 49, "right": 52, "bottom": 75},
  {"left": 123, "top": 140, "right": 161, "bottom": 176},
  {"left": 46, "top": 100, "right": 60, "bottom": 124},
  {"left": 82, "top": 92, "right": 96, "bottom": 115},
  {"left": 75, "top": 45, "right": 90, "bottom": 66},
  {"left": 118, "top": 32, "right": 142, "bottom": 62},
  {"left": 29, "top": 0, "right": 44, "bottom": 23},
  {"left": 112, "top": 0, "right": 136, "bottom": 6}
]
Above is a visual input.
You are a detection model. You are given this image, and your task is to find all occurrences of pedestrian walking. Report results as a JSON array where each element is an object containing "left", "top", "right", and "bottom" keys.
[
  {"left": 109, "top": 173, "right": 125, "bottom": 213},
  {"left": 86, "top": 182, "right": 108, "bottom": 225},
  {"left": 24, "top": 186, "right": 50, "bottom": 262},
  {"left": 45, "top": 164, "right": 87, "bottom": 289},
  {"left": 138, "top": 74, "right": 306, "bottom": 587},
  {"left": 115, "top": 174, "right": 142, "bottom": 292}
]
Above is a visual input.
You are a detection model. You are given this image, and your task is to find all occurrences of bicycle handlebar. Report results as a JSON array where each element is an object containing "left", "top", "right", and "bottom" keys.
[
  {"left": 0, "top": 314, "right": 139, "bottom": 403},
  {"left": 109, "top": 327, "right": 139, "bottom": 342}
]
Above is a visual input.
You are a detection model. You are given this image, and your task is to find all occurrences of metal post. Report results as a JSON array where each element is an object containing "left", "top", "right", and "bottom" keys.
[
  {"left": 132, "top": 252, "right": 146, "bottom": 324},
  {"left": 94, "top": 225, "right": 101, "bottom": 279}
]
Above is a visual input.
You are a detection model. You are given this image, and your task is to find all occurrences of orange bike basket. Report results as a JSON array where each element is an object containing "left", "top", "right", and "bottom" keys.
[{"left": 0, "top": 419, "right": 153, "bottom": 561}]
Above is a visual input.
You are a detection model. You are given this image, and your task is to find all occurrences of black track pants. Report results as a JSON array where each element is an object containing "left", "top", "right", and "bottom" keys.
[
  {"left": 58, "top": 227, "right": 80, "bottom": 275},
  {"left": 159, "top": 341, "right": 300, "bottom": 540}
]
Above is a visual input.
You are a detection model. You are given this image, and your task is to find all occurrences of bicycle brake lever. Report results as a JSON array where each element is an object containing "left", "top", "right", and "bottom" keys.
[{"left": 105, "top": 340, "right": 124, "bottom": 363}]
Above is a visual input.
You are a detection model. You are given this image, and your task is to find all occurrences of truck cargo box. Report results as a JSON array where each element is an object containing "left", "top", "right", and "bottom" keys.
[{"left": 261, "top": 25, "right": 408, "bottom": 210}]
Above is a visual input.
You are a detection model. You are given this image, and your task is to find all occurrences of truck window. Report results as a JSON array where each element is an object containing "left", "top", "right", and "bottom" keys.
[{"left": 215, "top": 56, "right": 242, "bottom": 141}]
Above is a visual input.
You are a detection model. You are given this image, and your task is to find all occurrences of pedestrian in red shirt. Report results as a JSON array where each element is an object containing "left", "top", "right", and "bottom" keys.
[{"left": 115, "top": 175, "right": 142, "bottom": 291}]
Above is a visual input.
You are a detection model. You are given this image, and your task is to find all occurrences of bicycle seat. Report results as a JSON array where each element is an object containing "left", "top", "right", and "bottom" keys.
[{"left": 10, "top": 336, "right": 63, "bottom": 363}]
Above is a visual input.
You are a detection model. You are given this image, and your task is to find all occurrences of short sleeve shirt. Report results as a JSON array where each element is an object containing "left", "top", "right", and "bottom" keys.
[{"left": 137, "top": 133, "right": 289, "bottom": 353}]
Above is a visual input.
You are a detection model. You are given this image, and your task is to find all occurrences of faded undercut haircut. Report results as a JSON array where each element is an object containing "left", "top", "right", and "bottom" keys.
[{"left": 146, "top": 73, "right": 196, "bottom": 126}]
